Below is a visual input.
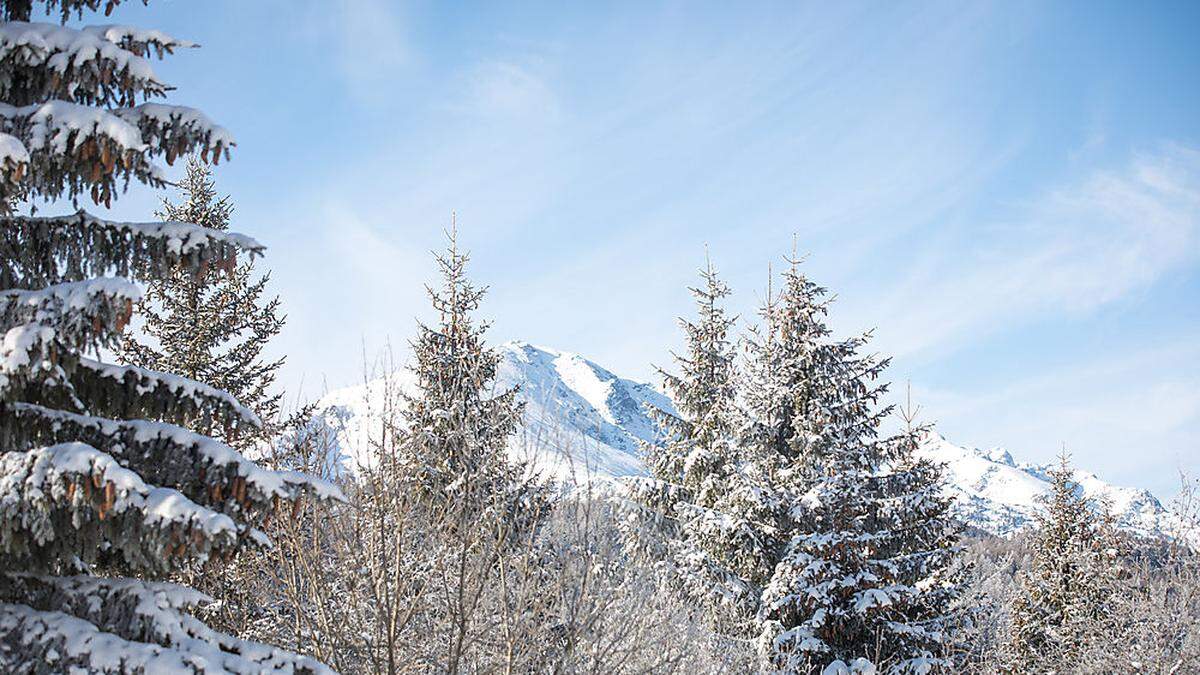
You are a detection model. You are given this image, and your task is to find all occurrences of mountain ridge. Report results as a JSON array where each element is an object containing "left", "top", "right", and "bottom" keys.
[{"left": 312, "top": 340, "right": 1179, "bottom": 539}]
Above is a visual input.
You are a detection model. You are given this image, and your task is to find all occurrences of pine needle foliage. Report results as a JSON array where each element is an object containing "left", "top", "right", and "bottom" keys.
[
  {"left": 754, "top": 257, "right": 964, "bottom": 674},
  {"left": 402, "top": 230, "right": 518, "bottom": 494},
  {"left": 628, "top": 255, "right": 776, "bottom": 637}
]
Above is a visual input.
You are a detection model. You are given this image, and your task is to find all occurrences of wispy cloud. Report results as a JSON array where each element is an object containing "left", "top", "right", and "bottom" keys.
[
  {"left": 267, "top": 200, "right": 433, "bottom": 395},
  {"left": 873, "top": 144, "right": 1200, "bottom": 359},
  {"left": 298, "top": 0, "right": 412, "bottom": 102},
  {"left": 452, "top": 61, "right": 561, "bottom": 123}
]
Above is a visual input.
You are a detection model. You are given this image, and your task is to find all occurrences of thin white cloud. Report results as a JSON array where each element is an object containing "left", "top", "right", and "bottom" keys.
[
  {"left": 874, "top": 144, "right": 1200, "bottom": 359},
  {"left": 912, "top": 339, "right": 1200, "bottom": 496},
  {"left": 453, "top": 61, "right": 561, "bottom": 122},
  {"left": 267, "top": 201, "right": 434, "bottom": 398},
  {"left": 298, "top": 0, "right": 412, "bottom": 102}
]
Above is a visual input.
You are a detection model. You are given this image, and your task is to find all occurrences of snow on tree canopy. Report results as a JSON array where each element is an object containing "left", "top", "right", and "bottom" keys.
[
  {"left": 0, "top": 1, "right": 337, "bottom": 672},
  {"left": 747, "top": 258, "right": 965, "bottom": 673},
  {"left": 0, "top": 129, "right": 25, "bottom": 160},
  {"left": 0, "top": 21, "right": 191, "bottom": 104},
  {"left": 623, "top": 256, "right": 780, "bottom": 638},
  {"left": 0, "top": 574, "right": 331, "bottom": 672},
  {"left": 1, "top": 277, "right": 140, "bottom": 348}
]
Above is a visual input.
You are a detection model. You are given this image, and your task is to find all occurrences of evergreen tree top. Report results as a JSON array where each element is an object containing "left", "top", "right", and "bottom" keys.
[
  {"left": 408, "top": 226, "right": 504, "bottom": 411},
  {"left": 158, "top": 154, "right": 231, "bottom": 230},
  {"left": 1033, "top": 451, "right": 1096, "bottom": 555},
  {"left": 399, "top": 225, "right": 524, "bottom": 506},
  {"left": 777, "top": 254, "right": 832, "bottom": 347},
  {"left": 659, "top": 254, "right": 739, "bottom": 444},
  {"left": 116, "top": 155, "right": 284, "bottom": 439},
  {"left": 741, "top": 254, "right": 891, "bottom": 471},
  {"left": 1009, "top": 450, "right": 1122, "bottom": 670},
  {"left": 750, "top": 252, "right": 964, "bottom": 674}
]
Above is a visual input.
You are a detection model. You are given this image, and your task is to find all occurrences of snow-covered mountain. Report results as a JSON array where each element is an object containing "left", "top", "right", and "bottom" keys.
[
  {"left": 313, "top": 340, "right": 1178, "bottom": 539},
  {"left": 313, "top": 341, "right": 671, "bottom": 483},
  {"left": 918, "top": 433, "right": 1176, "bottom": 539}
]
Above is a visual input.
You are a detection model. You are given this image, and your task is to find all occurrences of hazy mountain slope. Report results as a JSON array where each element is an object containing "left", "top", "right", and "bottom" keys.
[
  {"left": 312, "top": 340, "right": 1177, "bottom": 538},
  {"left": 497, "top": 341, "right": 673, "bottom": 481}
]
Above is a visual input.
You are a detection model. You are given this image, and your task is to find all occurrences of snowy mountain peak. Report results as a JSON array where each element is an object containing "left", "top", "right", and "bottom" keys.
[
  {"left": 504, "top": 341, "right": 626, "bottom": 428},
  {"left": 985, "top": 447, "right": 1016, "bottom": 467},
  {"left": 313, "top": 341, "right": 1178, "bottom": 540},
  {"left": 495, "top": 341, "right": 672, "bottom": 479},
  {"left": 314, "top": 341, "right": 672, "bottom": 483}
]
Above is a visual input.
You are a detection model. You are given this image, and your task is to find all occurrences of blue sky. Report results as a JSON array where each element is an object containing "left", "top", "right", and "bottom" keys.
[{"left": 79, "top": 1, "right": 1197, "bottom": 496}]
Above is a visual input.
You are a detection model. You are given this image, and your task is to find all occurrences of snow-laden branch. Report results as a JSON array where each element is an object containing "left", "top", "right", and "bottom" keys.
[
  {"left": 116, "top": 102, "right": 233, "bottom": 165},
  {"left": 0, "top": 277, "right": 138, "bottom": 345},
  {"left": 0, "top": 443, "right": 244, "bottom": 573},
  {"left": 0, "top": 600, "right": 333, "bottom": 674},
  {"left": 0, "top": 99, "right": 233, "bottom": 205},
  {"left": 73, "top": 356, "right": 263, "bottom": 430},
  {"left": 0, "top": 22, "right": 189, "bottom": 108},
  {"left": 4, "top": 401, "right": 347, "bottom": 521},
  {"left": 0, "top": 325, "right": 263, "bottom": 432},
  {"left": 0, "top": 574, "right": 334, "bottom": 674},
  {"left": 0, "top": 210, "right": 261, "bottom": 289},
  {"left": 0, "top": 323, "right": 74, "bottom": 407}
]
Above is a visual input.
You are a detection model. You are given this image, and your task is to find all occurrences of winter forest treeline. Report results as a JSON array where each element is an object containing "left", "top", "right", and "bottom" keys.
[{"left": 0, "top": 1, "right": 1197, "bottom": 674}]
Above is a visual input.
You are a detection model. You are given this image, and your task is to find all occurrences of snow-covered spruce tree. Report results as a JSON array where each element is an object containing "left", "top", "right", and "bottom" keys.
[
  {"left": 0, "top": 2, "right": 340, "bottom": 672},
  {"left": 866, "top": 395, "right": 966, "bottom": 671},
  {"left": 397, "top": 229, "right": 537, "bottom": 520},
  {"left": 118, "top": 155, "right": 284, "bottom": 442},
  {"left": 391, "top": 229, "right": 547, "bottom": 670},
  {"left": 754, "top": 259, "right": 964, "bottom": 674},
  {"left": 737, "top": 259, "right": 839, "bottom": 542},
  {"left": 738, "top": 260, "right": 837, "bottom": 477},
  {"left": 115, "top": 156, "right": 288, "bottom": 641},
  {"left": 626, "top": 256, "right": 777, "bottom": 636},
  {"left": 1007, "top": 453, "right": 1121, "bottom": 672}
]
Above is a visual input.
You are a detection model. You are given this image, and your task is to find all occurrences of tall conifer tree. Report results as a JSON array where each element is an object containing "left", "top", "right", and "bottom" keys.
[
  {"left": 628, "top": 256, "right": 776, "bottom": 635},
  {"left": 1008, "top": 453, "right": 1121, "bottom": 671},
  {"left": 116, "top": 158, "right": 287, "bottom": 641},
  {"left": 738, "top": 257, "right": 841, "bottom": 510},
  {"left": 0, "top": 2, "right": 339, "bottom": 670},
  {"left": 753, "top": 258, "right": 963, "bottom": 674},
  {"left": 119, "top": 155, "right": 284, "bottom": 440},
  {"left": 398, "top": 227, "right": 539, "bottom": 530},
  {"left": 867, "top": 394, "right": 966, "bottom": 672},
  {"left": 315, "top": 227, "right": 553, "bottom": 672}
]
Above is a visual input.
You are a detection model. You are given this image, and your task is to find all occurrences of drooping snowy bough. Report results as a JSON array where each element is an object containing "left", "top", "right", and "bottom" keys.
[
  {"left": 0, "top": 216, "right": 342, "bottom": 673},
  {"left": 0, "top": 1, "right": 341, "bottom": 672},
  {"left": 0, "top": 3, "right": 233, "bottom": 207}
]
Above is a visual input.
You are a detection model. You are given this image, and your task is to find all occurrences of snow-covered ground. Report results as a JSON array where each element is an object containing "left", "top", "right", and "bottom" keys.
[{"left": 312, "top": 340, "right": 1181, "bottom": 540}]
